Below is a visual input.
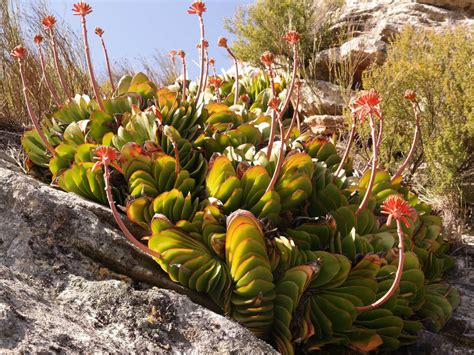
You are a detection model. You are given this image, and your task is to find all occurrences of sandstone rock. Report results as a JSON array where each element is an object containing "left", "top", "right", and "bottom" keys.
[
  {"left": 313, "top": 0, "right": 474, "bottom": 83},
  {"left": 304, "top": 115, "right": 345, "bottom": 135},
  {"left": 417, "top": 0, "right": 474, "bottom": 15},
  {"left": 298, "top": 80, "right": 348, "bottom": 116},
  {"left": 0, "top": 158, "right": 276, "bottom": 353}
]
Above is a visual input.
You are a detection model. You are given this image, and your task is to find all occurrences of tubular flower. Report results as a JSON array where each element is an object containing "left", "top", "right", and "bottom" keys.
[
  {"left": 404, "top": 89, "right": 417, "bottom": 102},
  {"left": 42, "top": 15, "right": 56, "bottom": 29},
  {"left": 208, "top": 76, "right": 222, "bottom": 88},
  {"left": 168, "top": 49, "right": 177, "bottom": 58},
  {"left": 11, "top": 45, "right": 26, "bottom": 59},
  {"left": 34, "top": 35, "right": 43, "bottom": 44},
  {"left": 94, "top": 27, "right": 104, "bottom": 37},
  {"left": 187, "top": 1, "right": 206, "bottom": 15},
  {"left": 177, "top": 49, "right": 186, "bottom": 58},
  {"left": 217, "top": 37, "right": 228, "bottom": 48},
  {"left": 260, "top": 51, "right": 275, "bottom": 67},
  {"left": 268, "top": 96, "right": 281, "bottom": 111},
  {"left": 351, "top": 89, "right": 382, "bottom": 123},
  {"left": 72, "top": 2, "right": 93, "bottom": 16},
  {"left": 92, "top": 146, "right": 122, "bottom": 173},
  {"left": 283, "top": 30, "right": 300, "bottom": 44},
  {"left": 196, "top": 39, "right": 209, "bottom": 49},
  {"left": 208, "top": 57, "right": 215, "bottom": 66},
  {"left": 381, "top": 195, "right": 416, "bottom": 228}
]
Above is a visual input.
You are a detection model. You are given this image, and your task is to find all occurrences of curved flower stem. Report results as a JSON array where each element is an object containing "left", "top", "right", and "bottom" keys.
[
  {"left": 334, "top": 114, "right": 357, "bottom": 178},
  {"left": 266, "top": 66, "right": 278, "bottom": 159},
  {"left": 47, "top": 27, "right": 72, "bottom": 100},
  {"left": 356, "top": 115, "right": 378, "bottom": 216},
  {"left": 99, "top": 36, "right": 115, "bottom": 92},
  {"left": 356, "top": 219, "right": 405, "bottom": 312},
  {"left": 181, "top": 57, "right": 187, "bottom": 100},
  {"left": 195, "top": 15, "right": 206, "bottom": 101},
  {"left": 36, "top": 43, "right": 61, "bottom": 107},
  {"left": 267, "top": 45, "right": 298, "bottom": 158},
  {"left": 391, "top": 102, "right": 421, "bottom": 183},
  {"left": 266, "top": 113, "right": 285, "bottom": 194},
  {"left": 203, "top": 48, "right": 209, "bottom": 98},
  {"left": 79, "top": 15, "right": 104, "bottom": 111},
  {"left": 103, "top": 163, "right": 162, "bottom": 259},
  {"left": 226, "top": 47, "right": 239, "bottom": 106},
  {"left": 362, "top": 115, "right": 383, "bottom": 174},
  {"left": 284, "top": 80, "right": 301, "bottom": 142},
  {"left": 17, "top": 59, "right": 56, "bottom": 156}
]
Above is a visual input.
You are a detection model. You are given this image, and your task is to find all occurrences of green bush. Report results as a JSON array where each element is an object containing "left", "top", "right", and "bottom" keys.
[{"left": 363, "top": 26, "right": 474, "bottom": 202}]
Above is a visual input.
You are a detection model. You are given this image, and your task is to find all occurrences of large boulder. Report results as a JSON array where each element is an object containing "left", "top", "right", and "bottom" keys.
[{"left": 0, "top": 157, "right": 276, "bottom": 353}]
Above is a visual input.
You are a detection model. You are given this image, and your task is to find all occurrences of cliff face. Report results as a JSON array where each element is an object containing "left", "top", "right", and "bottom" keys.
[{"left": 302, "top": 0, "right": 473, "bottom": 132}]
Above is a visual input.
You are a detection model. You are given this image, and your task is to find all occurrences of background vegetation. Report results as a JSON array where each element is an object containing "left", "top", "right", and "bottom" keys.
[{"left": 363, "top": 27, "right": 474, "bottom": 223}]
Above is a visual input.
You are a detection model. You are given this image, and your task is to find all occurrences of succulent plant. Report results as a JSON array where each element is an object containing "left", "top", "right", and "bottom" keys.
[{"left": 15, "top": 1, "right": 459, "bottom": 353}]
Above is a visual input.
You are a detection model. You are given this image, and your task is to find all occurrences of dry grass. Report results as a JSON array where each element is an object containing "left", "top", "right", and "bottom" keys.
[{"left": 0, "top": 0, "right": 88, "bottom": 129}]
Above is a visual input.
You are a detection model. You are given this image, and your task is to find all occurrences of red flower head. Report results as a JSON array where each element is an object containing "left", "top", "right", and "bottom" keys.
[
  {"left": 404, "top": 89, "right": 417, "bottom": 102},
  {"left": 168, "top": 49, "right": 177, "bottom": 58},
  {"left": 268, "top": 96, "right": 281, "bottom": 111},
  {"left": 72, "top": 2, "right": 93, "bottom": 16},
  {"left": 208, "top": 57, "right": 215, "bottom": 66},
  {"left": 34, "top": 35, "right": 43, "bottom": 44},
  {"left": 92, "top": 146, "right": 122, "bottom": 173},
  {"left": 381, "top": 194, "right": 416, "bottom": 228},
  {"left": 196, "top": 39, "right": 209, "bottom": 49},
  {"left": 351, "top": 89, "right": 382, "bottom": 123},
  {"left": 208, "top": 76, "right": 223, "bottom": 88},
  {"left": 11, "top": 45, "right": 26, "bottom": 59},
  {"left": 283, "top": 30, "right": 300, "bottom": 45},
  {"left": 42, "top": 15, "right": 56, "bottom": 30},
  {"left": 239, "top": 94, "right": 250, "bottom": 103},
  {"left": 187, "top": 1, "right": 206, "bottom": 15},
  {"left": 177, "top": 49, "right": 186, "bottom": 58},
  {"left": 94, "top": 27, "right": 104, "bottom": 37},
  {"left": 217, "top": 37, "right": 228, "bottom": 48},
  {"left": 260, "top": 51, "right": 275, "bottom": 67}
]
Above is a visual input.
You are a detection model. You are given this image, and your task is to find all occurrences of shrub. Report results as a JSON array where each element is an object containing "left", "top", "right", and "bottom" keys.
[{"left": 363, "top": 27, "right": 474, "bottom": 206}]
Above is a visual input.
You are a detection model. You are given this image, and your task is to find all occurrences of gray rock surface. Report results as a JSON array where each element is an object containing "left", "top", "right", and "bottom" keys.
[{"left": 0, "top": 157, "right": 276, "bottom": 353}]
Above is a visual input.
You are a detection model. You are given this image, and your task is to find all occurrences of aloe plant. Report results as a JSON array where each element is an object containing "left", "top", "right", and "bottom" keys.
[{"left": 15, "top": 1, "right": 460, "bottom": 353}]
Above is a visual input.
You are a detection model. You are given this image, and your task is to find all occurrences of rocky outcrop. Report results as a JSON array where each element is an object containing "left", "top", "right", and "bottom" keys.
[
  {"left": 418, "top": 0, "right": 474, "bottom": 14},
  {"left": 0, "top": 157, "right": 276, "bottom": 353}
]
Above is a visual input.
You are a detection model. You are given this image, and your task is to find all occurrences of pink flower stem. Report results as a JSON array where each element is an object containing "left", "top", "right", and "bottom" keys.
[
  {"left": 266, "top": 110, "right": 285, "bottom": 193},
  {"left": 99, "top": 36, "right": 115, "bottom": 92},
  {"left": 334, "top": 114, "right": 357, "bottom": 178},
  {"left": 17, "top": 59, "right": 56, "bottom": 156},
  {"left": 36, "top": 43, "right": 61, "bottom": 107},
  {"left": 284, "top": 81, "right": 301, "bottom": 142},
  {"left": 356, "top": 219, "right": 405, "bottom": 311},
  {"left": 363, "top": 115, "right": 384, "bottom": 174},
  {"left": 266, "top": 65, "right": 278, "bottom": 159},
  {"left": 226, "top": 47, "right": 239, "bottom": 106},
  {"left": 356, "top": 114, "right": 378, "bottom": 216},
  {"left": 181, "top": 57, "right": 187, "bottom": 100},
  {"left": 47, "top": 27, "right": 72, "bottom": 100},
  {"left": 79, "top": 15, "right": 105, "bottom": 111},
  {"left": 103, "top": 163, "right": 162, "bottom": 259},
  {"left": 195, "top": 15, "right": 205, "bottom": 101},
  {"left": 391, "top": 102, "right": 420, "bottom": 182},
  {"left": 203, "top": 48, "right": 209, "bottom": 96}
]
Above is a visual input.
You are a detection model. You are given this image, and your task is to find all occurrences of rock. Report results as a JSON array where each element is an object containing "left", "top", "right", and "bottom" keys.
[
  {"left": 0, "top": 158, "right": 276, "bottom": 353},
  {"left": 313, "top": 0, "right": 474, "bottom": 83},
  {"left": 298, "top": 80, "right": 348, "bottom": 116},
  {"left": 304, "top": 115, "right": 345, "bottom": 135}
]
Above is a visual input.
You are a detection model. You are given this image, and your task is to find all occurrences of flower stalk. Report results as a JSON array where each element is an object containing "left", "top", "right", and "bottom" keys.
[
  {"left": 42, "top": 16, "right": 72, "bottom": 100},
  {"left": 260, "top": 51, "right": 278, "bottom": 159},
  {"left": 391, "top": 90, "right": 421, "bottom": 183},
  {"left": 356, "top": 195, "right": 414, "bottom": 312},
  {"left": 73, "top": 2, "right": 105, "bottom": 111},
  {"left": 11, "top": 45, "right": 56, "bottom": 156},
  {"left": 92, "top": 146, "right": 162, "bottom": 260},
  {"left": 95, "top": 27, "right": 115, "bottom": 92},
  {"left": 188, "top": 1, "right": 207, "bottom": 101},
  {"left": 218, "top": 37, "right": 239, "bottom": 106},
  {"left": 34, "top": 35, "right": 61, "bottom": 107},
  {"left": 266, "top": 97, "right": 286, "bottom": 193},
  {"left": 334, "top": 112, "right": 357, "bottom": 178},
  {"left": 178, "top": 50, "right": 187, "bottom": 100},
  {"left": 284, "top": 79, "right": 301, "bottom": 142}
]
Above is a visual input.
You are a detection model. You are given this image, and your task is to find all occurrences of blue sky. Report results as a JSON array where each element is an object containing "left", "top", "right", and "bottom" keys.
[{"left": 22, "top": 0, "right": 253, "bottom": 80}]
